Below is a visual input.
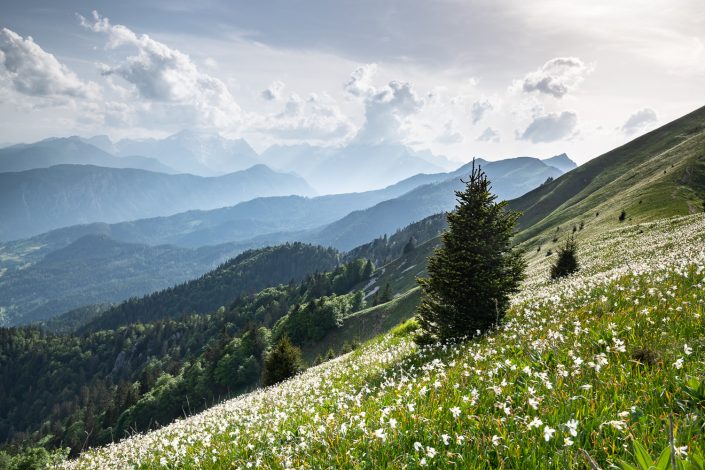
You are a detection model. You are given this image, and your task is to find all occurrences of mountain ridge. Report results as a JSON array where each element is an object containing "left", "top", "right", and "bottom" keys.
[{"left": 0, "top": 163, "right": 315, "bottom": 241}]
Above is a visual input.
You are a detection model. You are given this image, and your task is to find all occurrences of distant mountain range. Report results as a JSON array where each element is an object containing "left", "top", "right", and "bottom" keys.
[
  {"left": 0, "top": 163, "right": 315, "bottom": 241},
  {"left": 0, "top": 137, "right": 175, "bottom": 174},
  {"left": 89, "top": 130, "right": 260, "bottom": 176},
  {"left": 302, "top": 156, "right": 566, "bottom": 250},
  {"left": 0, "top": 154, "right": 570, "bottom": 250},
  {"left": 260, "top": 142, "right": 446, "bottom": 193},
  {"left": 90, "top": 133, "right": 454, "bottom": 193},
  {"left": 0, "top": 153, "right": 572, "bottom": 326}
]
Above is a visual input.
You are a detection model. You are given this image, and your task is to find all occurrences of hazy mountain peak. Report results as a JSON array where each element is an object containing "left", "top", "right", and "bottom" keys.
[
  {"left": 113, "top": 130, "right": 260, "bottom": 175},
  {"left": 542, "top": 153, "right": 577, "bottom": 172}
]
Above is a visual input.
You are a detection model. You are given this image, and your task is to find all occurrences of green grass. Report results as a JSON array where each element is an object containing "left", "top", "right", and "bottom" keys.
[
  {"left": 302, "top": 288, "right": 421, "bottom": 362},
  {"left": 63, "top": 213, "right": 705, "bottom": 469},
  {"left": 510, "top": 105, "right": 705, "bottom": 246}
]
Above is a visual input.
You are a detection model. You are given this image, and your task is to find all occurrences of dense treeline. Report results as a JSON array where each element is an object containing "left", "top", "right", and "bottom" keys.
[
  {"left": 0, "top": 254, "right": 371, "bottom": 458},
  {"left": 75, "top": 242, "right": 341, "bottom": 333},
  {"left": 346, "top": 213, "right": 447, "bottom": 267}
]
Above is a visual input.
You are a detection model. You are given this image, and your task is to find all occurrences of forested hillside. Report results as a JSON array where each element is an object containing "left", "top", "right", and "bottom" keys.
[
  {"left": 77, "top": 243, "right": 342, "bottom": 333},
  {"left": 0, "top": 257, "right": 372, "bottom": 456}
]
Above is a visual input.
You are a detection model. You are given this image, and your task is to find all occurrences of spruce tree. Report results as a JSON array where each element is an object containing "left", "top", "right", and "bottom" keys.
[
  {"left": 415, "top": 160, "right": 525, "bottom": 342},
  {"left": 550, "top": 236, "right": 579, "bottom": 280},
  {"left": 379, "top": 283, "right": 392, "bottom": 303},
  {"left": 403, "top": 237, "right": 416, "bottom": 254},
  {"left": 261, "top": 336, "right": 303, "bottom": 386}
]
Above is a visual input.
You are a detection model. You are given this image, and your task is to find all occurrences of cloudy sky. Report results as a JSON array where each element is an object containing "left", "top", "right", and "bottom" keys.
[{"left": 1, "top": 0, "right": 704, "bottom": 164}]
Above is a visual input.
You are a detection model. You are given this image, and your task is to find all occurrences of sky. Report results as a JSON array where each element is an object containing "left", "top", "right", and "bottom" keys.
[{"left": 1, "top": 0, "right": 704, "bottom": 165}]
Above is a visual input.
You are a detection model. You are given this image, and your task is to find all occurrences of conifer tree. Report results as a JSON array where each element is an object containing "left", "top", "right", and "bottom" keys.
[
  {"left": 550, "top": 236, "right": 579, "bottom": 280},
  {"left": 403, "top": 237, "right": 416, "bottom": 254},
  {"left": 261, "top": 336, "right": 303, "bottom": 386},
  {"left": 379, "top": 283, "right": 392, "bottom": 304},
  {"left": 415, "top": 160, "right": 525, "bottom": 342}
]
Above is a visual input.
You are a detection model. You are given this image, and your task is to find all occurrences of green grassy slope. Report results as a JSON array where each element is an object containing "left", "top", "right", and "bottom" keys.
[
  {"left": 302, "top": 288, "right": 421, "bottom": 362},
  {"left": 64, "top": 213, "right": 705, "bottom": 469},
  {"left": 509, "top": 104, "right": 705, "bottom": 244}
]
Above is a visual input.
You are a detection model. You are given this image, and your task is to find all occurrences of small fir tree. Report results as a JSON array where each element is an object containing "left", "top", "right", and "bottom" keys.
[
  {"left": 378, "top": 283, "right": 392, "bottom": 304},
  {"left": 361, "top": 259, "right": 374, "bottom": 279},
  {"left": 415, "top": 160, "right": 526, "bottom": 342},
  {"left": 403, "top": 237, "right": 416, "bottom": 254},
  {"left": 550, "top": 236, "right": 579, "bottom": 280},
  {"left": 261, "top": 336, "right": 303, "bottom": 386}
]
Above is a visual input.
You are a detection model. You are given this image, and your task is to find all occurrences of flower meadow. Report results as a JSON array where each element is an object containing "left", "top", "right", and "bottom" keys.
[{"left": 63, "top": 214, "right": 705, "bottom": 469}]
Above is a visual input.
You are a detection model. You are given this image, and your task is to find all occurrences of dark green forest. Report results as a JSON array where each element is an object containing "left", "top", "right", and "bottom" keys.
[
  {"left": 0, "top": 255, "right": 372, "bottom": 457},
  {"left": 345, "top": 213, "right": 446, "bottom": 267},
  {"left": 76, "top": 242, "right": 342, "bottom": 333}
]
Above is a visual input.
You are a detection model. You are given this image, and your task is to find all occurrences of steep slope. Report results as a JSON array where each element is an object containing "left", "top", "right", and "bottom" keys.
[
  {"left": 0, "top": 137, "right": 174, "bottom": 173},
  {"left": 0, "top": 164, "right": 315, "bottom": 241},
  {"left": 508, "top": 104, "right": 705, "bottom": 244},
  {"left": 62, "top": 213, "right": 705, "bottom": 469}
]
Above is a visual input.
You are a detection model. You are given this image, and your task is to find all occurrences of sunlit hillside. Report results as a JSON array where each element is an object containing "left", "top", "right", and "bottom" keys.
[{"left": 64, "top": 213, "right": 705, "bottom": 469}]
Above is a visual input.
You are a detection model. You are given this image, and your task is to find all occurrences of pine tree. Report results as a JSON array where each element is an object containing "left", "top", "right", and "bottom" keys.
[
  {"left": 550, "top": 236, "right": 579, "bottom": 280},
  {"left": 362, "top": 259, "right": 374, "bottom": 279},
  {"left": 261, "top": 337, "right": 303, "bottom": 386},
  {"left": 415, "top": 160, "right": 526, "bottom": 343},
  {"left": 403, "top": 237, "right": 416, "bottom": 254},
  {"left": 378, "top": 283, "right": 392, "bottom": 304}
]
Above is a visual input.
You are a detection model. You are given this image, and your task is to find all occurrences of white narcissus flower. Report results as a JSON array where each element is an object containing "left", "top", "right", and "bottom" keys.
[
  {"left": 565, "top": 419, "right": 578, "bottom": 437},
  {"left": 528, "top": 417, "right": 543, "bottom": 429},
  {"left": 543, "top": 426, "right": 556, "bottom": 441}
]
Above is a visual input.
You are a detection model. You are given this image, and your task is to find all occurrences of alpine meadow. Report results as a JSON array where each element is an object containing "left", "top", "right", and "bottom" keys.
[{"left": 0, "top": 2, "right": 704, "bottom": 469}]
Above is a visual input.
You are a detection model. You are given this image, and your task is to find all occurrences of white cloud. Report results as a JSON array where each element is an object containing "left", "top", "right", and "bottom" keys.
[
  {"left": 520, "top": 57, "right": 590, "bottom": 98},
  {"left": 257, "top": 92, "right": 353, "bottom": 142},
  {"left": 520, "top": 111, "right": 578, "bottom": 142},
  {"left": 344, "top": 63, "right": 378, "bottom": 97},
  {"left": 471, "top": 99, "right": 493, "bottom": 124},
  {"left": 435, "top": 120, "right": 464, "bottom": 144},
  {"left": 353, "top": 79, "right": 424, "bottom": 145},
  {"left": 0, "top": 28, "right": 98, "bottom": 99},
  {"left": 261, "top": 80, "right": 285, "bottom": 101},
  {"left": 621, "top": 108, "right": 658, "bottom": 135},
  {"left": 79, "top": 11, "right": 241, "bottom": 129},
  {"left": 477, "top": 127, "right": 500, "bottom": 142}
]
